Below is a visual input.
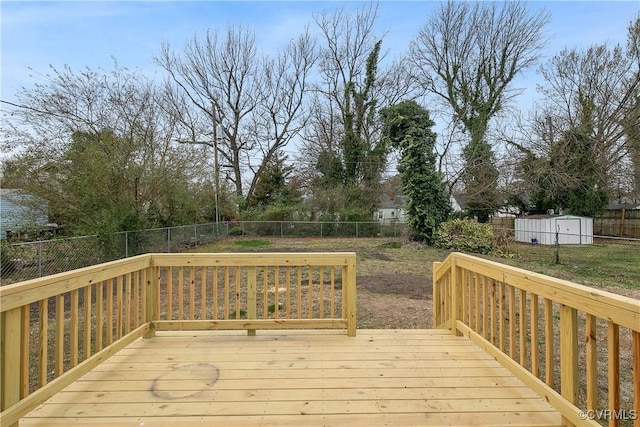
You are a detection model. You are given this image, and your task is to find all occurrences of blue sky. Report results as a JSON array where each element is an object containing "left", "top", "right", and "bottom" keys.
[{"left": 1, "top": 1, "right": 639, "bottom": 110}]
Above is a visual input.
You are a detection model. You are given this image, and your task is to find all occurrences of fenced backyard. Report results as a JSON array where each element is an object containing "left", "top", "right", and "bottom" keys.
[{"left": 1, "top": 247, "right": 638, "bottom": 426}]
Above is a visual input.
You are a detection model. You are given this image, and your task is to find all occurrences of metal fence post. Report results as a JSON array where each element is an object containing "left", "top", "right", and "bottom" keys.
[
  {"left": 356, "top": 222, "right": 359, "bottom": 238},
  {"left": 125, "top": 231, "right": 129, "bottom": 258},
  {"left": 167, "top": 228, "right": 171, "bottom": 253},
  {"left": 194, "top": 224, "right": 198, "bottom": 246},
  {"left": 280, "top": 221, "right": 283, "bottom": 237},
  {"left": 320, "top": 223, "right": 323, "bottom": 238},
  {"left": 38, "top": 240, "right": 43, "bottom": 277}
]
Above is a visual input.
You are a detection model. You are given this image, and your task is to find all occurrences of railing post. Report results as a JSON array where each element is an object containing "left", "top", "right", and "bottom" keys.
[
  {"left": 560, "top": 303, "right": 578, "bottom": 427},
  {"left": 247, "top": 266, "right": 257, "bottom": 336},
  {"left": 450, "top": 256, "right": 462, "bottom": 335},
  {"left": 1, "top": 307, "right": 21, "bottom": 427},
  {"left": 432, "top": 262, "right": 442, "bottom": 328},
  {"left": 345, "top": 255, "right": 357, "bottom": 337},
  {"left": 144, "top": 266, "right": 158, "bottom": 338},
  {"left": 633, "top": 331, "right": 639, "bottom": 427}
]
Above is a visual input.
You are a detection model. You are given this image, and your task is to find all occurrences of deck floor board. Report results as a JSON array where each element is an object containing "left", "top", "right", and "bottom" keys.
[{"left": 21, "top": 329, "right": 563, "bottom": 426}]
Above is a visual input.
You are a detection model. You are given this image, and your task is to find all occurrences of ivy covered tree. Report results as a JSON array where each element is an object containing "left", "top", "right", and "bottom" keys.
[
  {"left": 381, "top": 100, "right": 451, "bottom": 243},
  {"left": 410, "top": 1, "right": 550, "bottom": 222}
]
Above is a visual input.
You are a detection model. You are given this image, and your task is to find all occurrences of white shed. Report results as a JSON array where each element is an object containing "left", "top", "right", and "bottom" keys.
[{"left": 515, "top": 215, "right": 593, "bottom": 245}]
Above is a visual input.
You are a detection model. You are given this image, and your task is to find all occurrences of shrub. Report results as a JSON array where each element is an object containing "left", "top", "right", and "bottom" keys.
[{"left": 434, "top": 219, "right": 494, "bottom": 255}]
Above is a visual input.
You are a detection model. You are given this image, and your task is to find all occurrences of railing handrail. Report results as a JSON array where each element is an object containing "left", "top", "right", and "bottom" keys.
[
  {"left": 433, "top": 251, "right": 640, "bottom": 427},
  {"left": 0, "top": 254, "right": 152, "bottom": 312},
  {"left": 1, "top": 251, "right": 357, "bottom": 427},
  {"left": 151, "top": 252, "right": 356, "bottom": 267},
  {"left": 433, "top": 252, "right": 640, "bottom": 331}
]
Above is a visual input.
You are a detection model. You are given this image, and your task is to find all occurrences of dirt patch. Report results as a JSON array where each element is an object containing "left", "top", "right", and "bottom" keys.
[{"left": 357, "top": 273, "right": 432, "bottom": 300}]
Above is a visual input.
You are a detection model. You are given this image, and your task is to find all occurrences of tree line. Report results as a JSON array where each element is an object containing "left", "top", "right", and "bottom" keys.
[{"left": 1, "top": 2, "right": 639, "bottom": 243}]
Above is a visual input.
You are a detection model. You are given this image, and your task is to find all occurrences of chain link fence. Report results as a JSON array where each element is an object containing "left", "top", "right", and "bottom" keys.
[
  {"left": 1, "top": 221, "right": 408, "bottom": 284},
  {"left": 3, "top": 220, "right": 639, "bottom": 287}
]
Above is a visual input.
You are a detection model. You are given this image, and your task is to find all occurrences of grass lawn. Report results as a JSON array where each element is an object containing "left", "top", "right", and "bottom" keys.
[{"left": 194, "top": 236, "right": 640, "bottom": 294}]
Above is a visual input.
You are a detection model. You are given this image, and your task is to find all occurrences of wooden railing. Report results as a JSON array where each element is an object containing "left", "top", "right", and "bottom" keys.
[
  {"left": 0, "top": 252, "right": 357, "bottom": 427},
  {"left": 434, "top": 252, "right": 640, "bottom": 427}
]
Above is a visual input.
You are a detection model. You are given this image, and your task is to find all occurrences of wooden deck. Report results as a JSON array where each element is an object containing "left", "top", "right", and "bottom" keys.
[{"left": 20, "top": 329, "right": 563, "bottom": 427}]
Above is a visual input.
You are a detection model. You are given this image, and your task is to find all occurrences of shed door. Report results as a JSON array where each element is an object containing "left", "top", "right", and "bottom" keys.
[{"left": 556, "top": 219, "right": 581, "bottom": 244}]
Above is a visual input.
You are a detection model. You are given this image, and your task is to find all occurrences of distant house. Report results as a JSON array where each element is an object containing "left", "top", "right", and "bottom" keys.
[
  {"left": 450, "top": 194, "right": 464, "bottom": 212},
  {"left": 374, "top": 193, "right": 468, "bottom": 224},
  {"left": 373, "top": 194, "right": 408, "bottom": 224},
  {"left": 0, "top": 189, "right": 50, "bottom": 239}
]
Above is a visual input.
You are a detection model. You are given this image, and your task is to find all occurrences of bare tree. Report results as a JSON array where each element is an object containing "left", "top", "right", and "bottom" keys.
[
  {"left": 300, "top": 3, "right": 417, "bottom": 215},
  {"left": 537, "top": 46, "right": 639, "bottom": 186},
  {"left": 156, "top": 25, "right": 316, "bottom": 209},
  {"left": 410, "top": 0, "right": 550, "bottom": 221},
  {"left": 1, "top": 63, "right": 210, "bottom": 233}
]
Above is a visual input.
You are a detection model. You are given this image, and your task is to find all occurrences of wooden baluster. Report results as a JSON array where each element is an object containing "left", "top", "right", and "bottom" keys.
[
  {"left": 116, "top": 276, "right": 123, "bottom": 339},
  {"left": 499, "top": 282, "right": 505, "bottom": 352},
  {"left": 235, "top": 266, "right": 241, "bottom": 320},
  {"left": 125, "top": 273, "right": 132, "bottom": 333},
  {"left": 297, "top": 267, "right": 303, "bottom": 319},
  {"left": 70, "top": 289, "right": 79, "bottom": 367},
  {"left": 20, "top": 305, "right": 30, "bottom": 398},
  {"left": 96, "top": 282, "right": 104, "bottom": 352},
  {"left": 285, "top": 266, "right": 292, "bottom": 318},
  {"left": 213, "top": 266, "right": 219, "bottom": 320},
  {"left": 224, "top": 267, "right": 230, "bottom": 320},
  {"left": 330, "top": 267, "right": 336, "bottom": 319},
  {"left": 490, "top": 279, "right": 496, "bottom": 345},
  {"left": 106, "top": 280, "right": 113, "bottom": 345},
  {"left": 509, "top": 286, "right": 516, "bottom": 359},
  {"left": 308, "top": 266, "right": 314, "bottom": 319},
  {"left": 178, "top": 267, "right": 184, "bottom": 320},
  {"left": 263, "top": 266, "right": 269, "bottom": 319},
  {"left": 84, "top": 285, "right": 92, "bottom": 359},
  {"left": 585, "top": 314, "right": 597, "bottom": 412},
  {"left": 55, "top": 294, "right": 64, "bottom": 376},
  {"left": 319, "top": 267, "right": 324, "bottom": 319},
  {"left": 38, "top": 299, "right": 48, "bottom": 387},
  {"left": 482, "top": 275, "right": 489, "bottom": 338},
  {"left": 544, "top": 298, "right": 554, "bottom": 387},
  {"left": 519, "top": 289, "right": 527, "bottom": 367},
  {"left": 461, "top": 270, "right": 467, "bottom": 325},
  {"left": 530, "top": 293, "right": 539, "bottom": 377},
  {"left": 189, "top": 266, "right": 196, "bottom": 320},
  {"left": 274, "top": 266, "right": 279, "bottom": 319},
  {"left": 200, "top": 267, "right": 207, "bottom": 320},
  {"left": 166, "top": 266, "right": 173, "bottom": 320}
]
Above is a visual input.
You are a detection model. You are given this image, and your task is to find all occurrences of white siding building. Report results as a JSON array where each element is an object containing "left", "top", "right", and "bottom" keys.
[
  {"left": 515, "top": 215, "right": 593, "bottom": 245},
  {"left": 0, "top": 189, "right": 49, "bottom": 239}
]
